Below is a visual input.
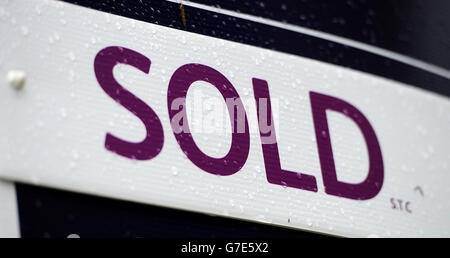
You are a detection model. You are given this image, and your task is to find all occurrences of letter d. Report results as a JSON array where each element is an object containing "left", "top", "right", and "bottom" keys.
[{"left": 310, "top": 91, "right": 384, "bottom": 200}]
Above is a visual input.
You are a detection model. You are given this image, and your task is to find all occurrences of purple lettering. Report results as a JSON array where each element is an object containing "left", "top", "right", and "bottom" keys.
[
  {"left": 252, "top": 78, "right": 318, "bottom": 192},
  {"left": 310, "top": 91, "right": 384, "bottom": 200},
  {"left": 92, "top": 46, "right": 385, "bottom": 201},
  {"left": 405, "top": 202, "right": 412, "bottom": 213},
  {"left": 167, "top": 64, "right": 250, "bottom": 176},
  {"left": 94, "top": 46, "right": 164, "bottom": 160}
]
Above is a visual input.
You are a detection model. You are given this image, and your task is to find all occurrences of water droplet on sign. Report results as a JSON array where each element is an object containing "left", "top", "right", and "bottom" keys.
[
  {"left": 171, "top": 166, "right": 178, "bottom": 176},
  {"left": 21, "top": 25, "right": 29, "bottom": 36}
]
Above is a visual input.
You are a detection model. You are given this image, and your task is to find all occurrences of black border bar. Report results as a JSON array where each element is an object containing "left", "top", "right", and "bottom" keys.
[
  {"left": 191, "top": 0, "right": 450, "bottom": 71},
  {"left": 16, "top": 183, "right": 330, "bottom": 238},
  {"left": 58, "top": 0, "right": 450, "bottom": 97}
]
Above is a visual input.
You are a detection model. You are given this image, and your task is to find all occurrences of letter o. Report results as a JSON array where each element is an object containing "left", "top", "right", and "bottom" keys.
[{"left": 167, "top": 64, "right": 250, "bottom": 176}]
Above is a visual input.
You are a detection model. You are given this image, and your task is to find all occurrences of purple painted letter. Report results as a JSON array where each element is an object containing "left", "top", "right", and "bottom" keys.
[
  {"left": 253, "top": 78, "right": 318, "bottom": 192},
  {"left": 167, "top": 64, "right": 250, "bottom": 176},
  {"left": 94, "top": 46, "right": 164, "bottom": 160},
  {"left": 310, "top": 91, "right": 383, "bottom": 200}
]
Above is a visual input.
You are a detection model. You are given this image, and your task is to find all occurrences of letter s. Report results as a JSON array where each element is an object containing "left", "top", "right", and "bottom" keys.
[{"left": 94, "top": 46, "right": 164, "bottom": 160}]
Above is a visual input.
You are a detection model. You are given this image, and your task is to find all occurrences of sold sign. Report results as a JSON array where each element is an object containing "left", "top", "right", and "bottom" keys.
[
  {"left": 2, "top": 0, "right": 449, "bottom": 237},
  {"left": 94, "top": 46, "right": 384, "bottom": 201}
]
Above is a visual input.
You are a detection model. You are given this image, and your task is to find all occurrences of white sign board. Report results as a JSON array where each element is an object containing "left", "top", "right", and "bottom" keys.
[
  {"left": 0, "top": 0, "right": 449, "bottom": 237},
  {"left": 0, "top": 180, "right": 20, "bottom": 238}
]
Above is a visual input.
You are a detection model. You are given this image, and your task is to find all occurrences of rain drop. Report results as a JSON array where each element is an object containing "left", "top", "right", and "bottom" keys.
[
  {"left": 68, "top": 52, "right": 76, "bottom": 61},
  {"left": 67, "top": 234, "right": 80, "bottom": 238},
  {"left": 171, "top": 166, "right": 178, "bottom": 176},
  {"left": 20, "top": 25, "right": 29, "bottom": 36}
]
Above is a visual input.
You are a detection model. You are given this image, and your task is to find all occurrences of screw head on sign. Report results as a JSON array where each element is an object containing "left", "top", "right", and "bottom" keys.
[{"left": 7, "top": 70, "right": 26, "bottom": 90}]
